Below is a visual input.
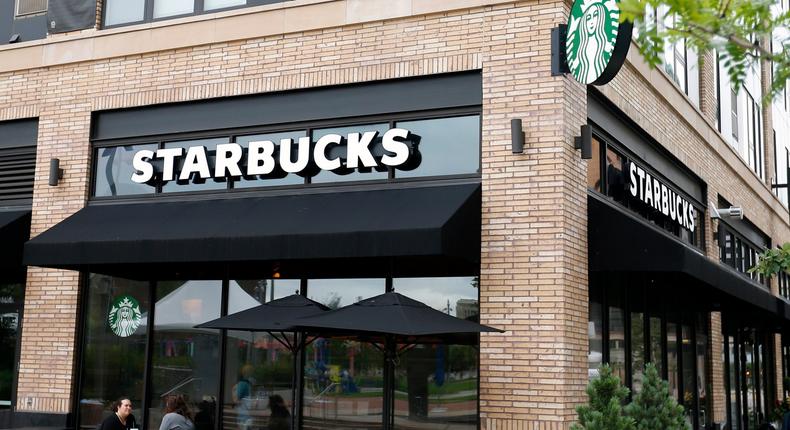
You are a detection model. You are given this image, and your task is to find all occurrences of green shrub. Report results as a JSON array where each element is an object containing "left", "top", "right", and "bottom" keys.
[
  {"left": 625, "top": 363, "right": 689, "bottom": 430},
  {"left": 571, "top": 365, "right": 634, "bottom": 430}
]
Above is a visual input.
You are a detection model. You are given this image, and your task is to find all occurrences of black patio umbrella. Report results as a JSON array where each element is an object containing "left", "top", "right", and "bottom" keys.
[
  {"left": 195, "top": 293, "right": 329, "bottom": 430},
  {"left": 290, "top": 291, "right": 503, "bottom": 344},
  {"left": 196, "top": 293, "right": 329, "bottom": 350},
  {"left": 290, "top": 292, "right": 503, "bottom": 430}
]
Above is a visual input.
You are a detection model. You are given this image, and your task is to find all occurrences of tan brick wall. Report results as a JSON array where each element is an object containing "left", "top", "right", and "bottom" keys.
[
  {"left": 3, "top": 0, "right": 789, "bottom": 427},
  {"left": 2, "top": 1, "right": 591, "bottom": 426}
]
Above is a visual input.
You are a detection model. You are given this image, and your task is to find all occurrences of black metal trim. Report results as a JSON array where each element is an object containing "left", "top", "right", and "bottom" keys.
[
  {"left": 91, "top": 72, "right": 482, "bottom": 141},
  {"left": 216, "top": 279, "right": 229, "bottom": 430},
  {"left": 71, "top": 273, "right": 91, "bottom": 429},
  {"left": 142, "top": 280, "right": 156, "bottom": 429}
]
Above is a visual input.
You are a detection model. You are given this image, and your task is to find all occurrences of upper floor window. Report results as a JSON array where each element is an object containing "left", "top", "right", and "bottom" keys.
[
  {"left": 91, "top": 112, "right": 481, "bottom": 198},
  {"left": 104, "top": 0, "right": 288, "bottom": 27},
  {"left": 745, "top": 90, "right": 764, "bottom": 179},
  {"left": 731, "top": 87, "right": 739, "bottom": 141},
  {"left": 15, "top": 0, "right": 46, "bottom": 17}
]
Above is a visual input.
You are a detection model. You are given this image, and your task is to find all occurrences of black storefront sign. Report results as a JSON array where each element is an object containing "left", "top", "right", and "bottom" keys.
[{"left": 625, "top": 160, "right": 697, "bottom": 233}]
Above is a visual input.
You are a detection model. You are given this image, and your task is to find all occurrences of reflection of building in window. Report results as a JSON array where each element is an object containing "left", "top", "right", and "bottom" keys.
[
  {"left": 455, "top": 299, "right": 478, "bottom": 320},
  {"left": 0, "top": 313, "right": 18, "bottom": 330}
]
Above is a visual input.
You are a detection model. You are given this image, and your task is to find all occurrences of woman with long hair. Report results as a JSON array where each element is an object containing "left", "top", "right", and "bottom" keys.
[
  {"left": 159, "top": 395, "right": 194, "bottom": 430},
  {"left": 577, "top": 2, "right": 609, "bottom": 84}
]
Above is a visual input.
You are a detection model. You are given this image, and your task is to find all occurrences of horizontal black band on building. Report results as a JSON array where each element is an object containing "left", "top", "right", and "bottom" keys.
[
  {"left": 588, "top": 193, "right": 789, "bottom": 325},
  {"left": 91, "top": 71, "right": 484, "bottom": 142},
  {"left": 0, "top": 210, "right": 30, "bottom": 270},
  {"left": 24, "top": 183, "right": 481, "bottom": 279}
]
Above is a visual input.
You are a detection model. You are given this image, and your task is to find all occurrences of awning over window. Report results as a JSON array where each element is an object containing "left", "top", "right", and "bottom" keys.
[
  {"left": 0, "top": 210, "right": 31, "bottom": 269},
  {"left": 24, "top": 184, "right": 481, "bottom": 279},
  {"left": 588, "top": 194, "right": 787, "bottom": 325}
]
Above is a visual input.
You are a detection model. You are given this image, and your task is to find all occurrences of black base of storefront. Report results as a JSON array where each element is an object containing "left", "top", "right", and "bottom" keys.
[{"left": 0, "top": 411, "right": 72, "bottom": 430}]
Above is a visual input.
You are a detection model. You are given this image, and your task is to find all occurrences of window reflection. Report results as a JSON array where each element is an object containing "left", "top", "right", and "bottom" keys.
[
  {"left": 161, "top": 138, "right": 229, "bottom": 193},
  {"left": 310, "top": 124, "right": 390, "bottom": 184},
  {"left": 222, "top": 279, "right": 298, "bottom": 430},
  {"left": 392, "top": 277, "right": 478, "bottom": 429},
  {"left": 154, "top": 0, "right": 194, "bottom": 18},
  {"left": 148, "top": 280, "right": 222, "bottom": 430},
  {"left": 104, "top": 0, "right": 145, "bottom": 26},
  {"left": 395, "top": 116, "right": 480, "bottom": 179},
  {"left": 588, "top": 290, "right": 603, "bottom": 380},
  {"left": 234, "top": 132, "right": 306, "bottom": 189},
  {"left": 303, "top": 279, "right": 384, "bottom": 429},
  {"left": 78, "top": 274, "right": 149, "bottom": 430},
  {"left": 94, "top": 144, "right": 158, "bottom": 197},
  {"left": 587, "top": 137, "right": 602, "bottom": 192},
  {"left": 204, "top": 0, "right": 245, "bottom": 10}
]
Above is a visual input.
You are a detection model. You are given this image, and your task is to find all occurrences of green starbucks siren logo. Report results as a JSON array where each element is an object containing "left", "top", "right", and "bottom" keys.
[
  {"left": 108, "top": 295, "right": 142, "bottom": 337},
  {"left": 565, "top": 0, "right": 630, "bottom": 85}
]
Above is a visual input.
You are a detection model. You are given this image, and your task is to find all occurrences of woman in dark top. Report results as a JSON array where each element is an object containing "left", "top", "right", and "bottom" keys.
[{"left": 98, "top": 398, "right": 138, "bottom": 430}]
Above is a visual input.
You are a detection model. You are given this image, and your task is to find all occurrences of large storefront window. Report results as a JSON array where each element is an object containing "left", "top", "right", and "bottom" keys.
[
  {"left": 222, "top": 279, "right": 298, "bottom": 430},
  {"left": 78, "top": 275, "right": 480, "bottom": 430},
  {"left": 588, "top": 274, "right": 711, "bottom": 429},
  {"left": 303, "top": 279, "right": 385, "bottom": 430},
  {"left": 724, "top": 328, "right": 775, "bottom": 430},
  {"left": 78, "top": 274, "right": 150, "bottom": 430},
  {"left": 392, "top": 277, "right": 479, "bottom": 429},
  {"left": 147, "top": 280, "right": 223, "bottom": 430},
  {"left": 91, "top": 113, "right": 481, "bottom": 198}
]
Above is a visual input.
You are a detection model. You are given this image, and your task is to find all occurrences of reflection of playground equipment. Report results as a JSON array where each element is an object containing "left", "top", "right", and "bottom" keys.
[
  {"left": 160, "top": 376, "right": 202, "bottom": 398},
  {"left": 308, "top": 382, "right": 340, "bottom": 422}
]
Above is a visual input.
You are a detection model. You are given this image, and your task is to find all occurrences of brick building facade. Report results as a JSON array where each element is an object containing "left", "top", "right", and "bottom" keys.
[{"left": 0, "top": 1, "right": 787, "bottom": 429}]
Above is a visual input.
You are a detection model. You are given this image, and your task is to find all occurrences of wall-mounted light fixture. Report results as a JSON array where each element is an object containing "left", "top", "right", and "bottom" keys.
[
  {"left": 49, "top": 158, "right": 64, "bottom": 186},
  {"left": 711, "top": 205, "right": 744, "bottom": 220},
  {"left": 8, "top": 34, "right": 20, "bottom": 44},
  {"left": 511, "top": 119, "right": 525, "bottom": 154},
  {"left": 574, "top": 124, "right": 592, "bottom": 159}
]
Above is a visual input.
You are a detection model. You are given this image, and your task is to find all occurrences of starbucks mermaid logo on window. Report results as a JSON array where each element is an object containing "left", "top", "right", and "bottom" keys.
[
  {"left": 108, "top": 295, "right": 142, "bottom": 337},
  {"left": 565, "top": 0, "right": 622, "bottom": 84}
]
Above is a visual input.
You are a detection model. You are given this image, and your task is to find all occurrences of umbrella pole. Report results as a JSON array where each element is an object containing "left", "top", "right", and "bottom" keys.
[
  {"left": 383, "top": 335, "right": 395, "bottom": 430},
  {"left": 291, "top": 331, "right": 305, "bottom": 430}
]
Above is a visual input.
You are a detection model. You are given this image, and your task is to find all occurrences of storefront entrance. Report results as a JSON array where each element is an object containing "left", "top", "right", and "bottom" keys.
[{"left": 723, "top": 326, "right": 776, "bottom": 429}]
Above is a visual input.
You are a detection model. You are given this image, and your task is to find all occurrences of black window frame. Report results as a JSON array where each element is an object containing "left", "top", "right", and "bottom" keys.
[
  {"left": 89, "top": 106, "right": 483, "bottom": 202},
  {"left": 102, "top": 0, "right": 290, "bottom": 29}
]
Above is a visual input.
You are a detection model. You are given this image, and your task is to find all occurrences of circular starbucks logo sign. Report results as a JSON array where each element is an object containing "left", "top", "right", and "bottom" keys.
[
  {"left": 108, "top": 295, "right": 142, "bottom": 337},
  {"left": 565, "top": 0, "right": 627, "bottom": 85}
]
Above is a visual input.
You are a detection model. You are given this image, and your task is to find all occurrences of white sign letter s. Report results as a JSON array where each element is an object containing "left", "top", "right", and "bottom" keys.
[
  {"left": 131, "top": 150, "right": 155, "bottom": 184},
  {"left": 628, "top": 162, "right": 637, "bottom": 197},
  {"left": 381, "top": 128, "right": 410, "bottom": 167}
]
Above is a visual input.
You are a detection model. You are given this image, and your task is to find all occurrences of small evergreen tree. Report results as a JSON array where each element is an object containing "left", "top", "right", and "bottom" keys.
[
  {"left": 625, "top": 363, "right": 690, "bottom": 430},
  {"left": 571, "top": 365, "right": 634, "bottom": 430}
]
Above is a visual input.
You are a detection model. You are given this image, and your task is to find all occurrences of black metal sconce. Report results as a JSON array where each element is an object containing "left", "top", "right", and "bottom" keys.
[
  {"left": 49, "top": 158, "right": 64, "bottom": 186},
  {"left": 574, "top": 124, "right": 592, "bottom": 159},
  {"left": 511, "top": 119, "right": 525, "bottom": 154}
]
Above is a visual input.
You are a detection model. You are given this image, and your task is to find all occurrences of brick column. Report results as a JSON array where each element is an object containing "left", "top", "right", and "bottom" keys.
[
  {"left": 698, "top": 50, "right": 718, "bottom": 127},
  {"left": 479, "top": 1, "right": 588, "bottom": 428},
  {"left": 16, "top": 109, "right": 92, "bottom": 413}
]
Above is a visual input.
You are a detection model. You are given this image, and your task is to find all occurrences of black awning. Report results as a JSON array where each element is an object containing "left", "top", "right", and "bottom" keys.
[
  {"left": 0, "top": 210, "right": 31, "bottom": 269},
  {"left": 588, "top": 194, "right": 784, "bottom": 320},
  {"left": 24, "top": 184, "right": 481, "bottom": 278}
]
